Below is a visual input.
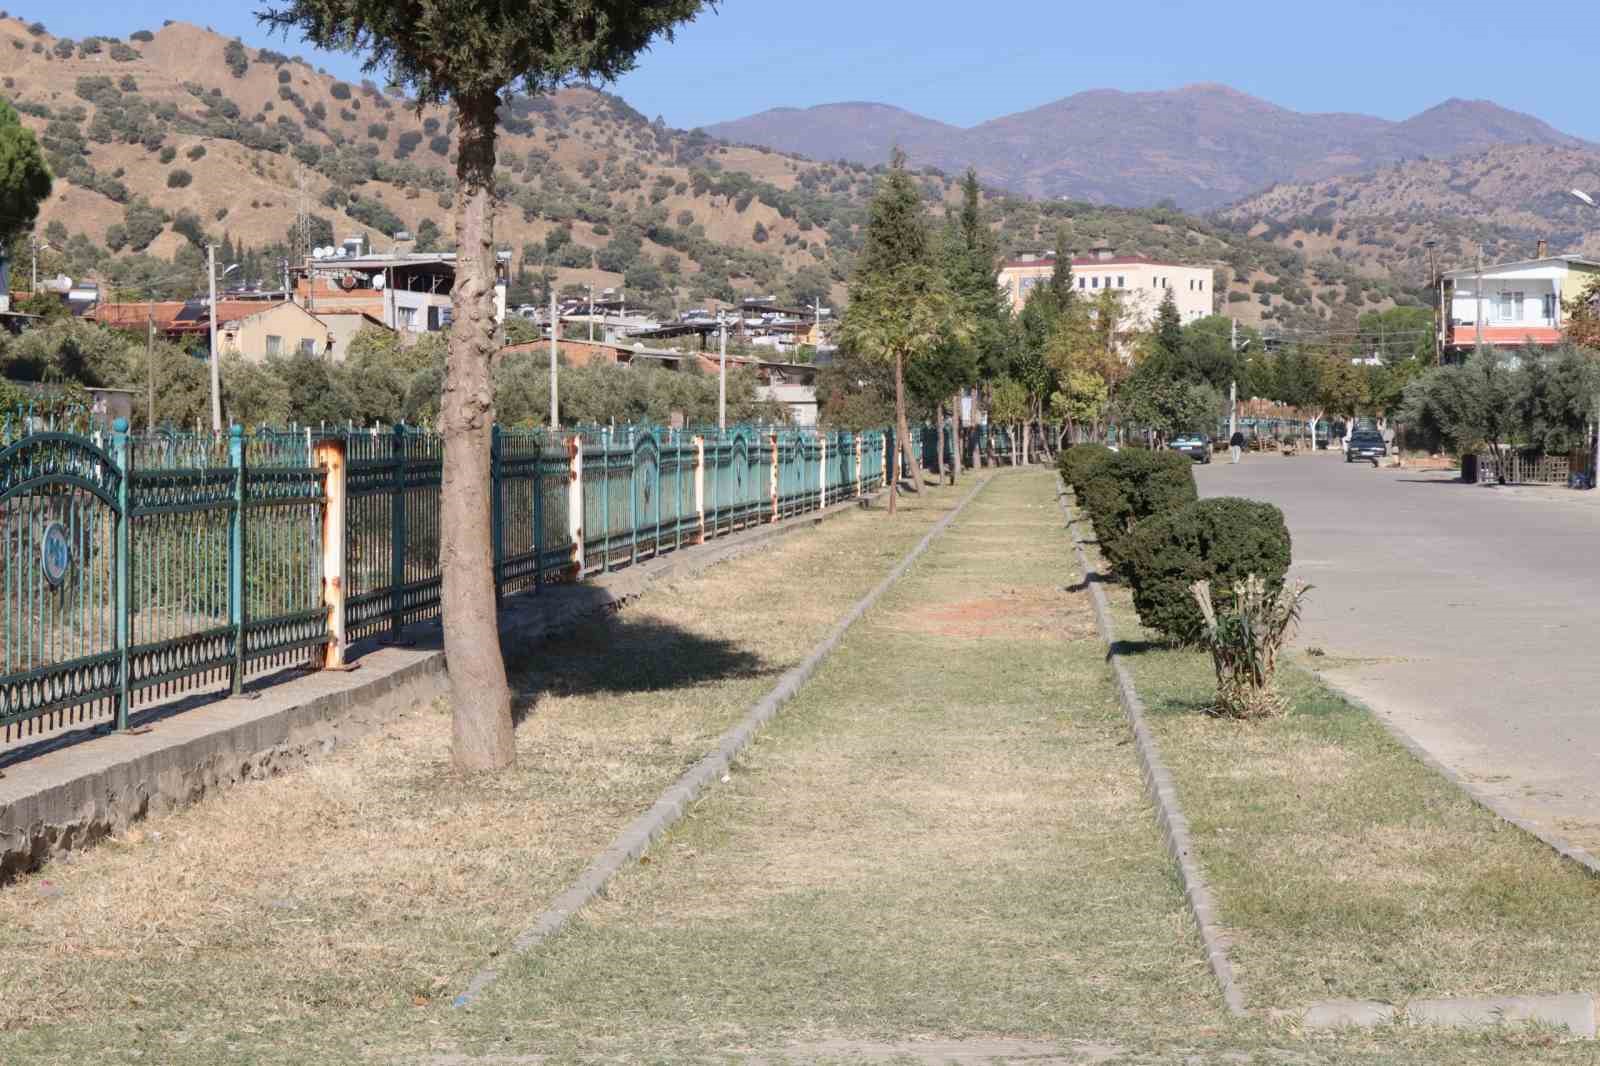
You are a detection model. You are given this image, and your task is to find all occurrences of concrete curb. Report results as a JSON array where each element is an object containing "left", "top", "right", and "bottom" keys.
[
  {"left": 1288, "top": 993, "right": 1597, "bottom": 1037},
  {"left": 451, "top": 473, "right": 997, "bottom": 1009},
  {"left": 0, "top": 492, "right": 878, "bottom": 883},
  {"left": 1055, "top": 475, "right": 1248, "bottom": 1018},
  {"left": 1307, "top": 668, "right": 1600, "bottom": 879}
]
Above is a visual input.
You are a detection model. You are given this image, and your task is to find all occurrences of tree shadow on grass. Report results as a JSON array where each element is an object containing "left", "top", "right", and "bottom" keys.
[{"left": 508, "top": 614, "right": 771, "bottom": 725}]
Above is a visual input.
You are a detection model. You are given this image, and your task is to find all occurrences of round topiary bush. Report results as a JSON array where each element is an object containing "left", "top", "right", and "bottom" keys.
[
  {"left": 1058, "top": 443, "right": 1111, "bottom": 491},
  {"left": 1121, "top": 497, "right": 1292, "bottom": 643},
  {"left": 1079, "top": 449, "right": 1198, "bottom": 573}
]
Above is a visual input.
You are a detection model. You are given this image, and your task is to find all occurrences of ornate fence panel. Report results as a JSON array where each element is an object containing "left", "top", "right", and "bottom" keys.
[
  {"left": 631, "top": 430, "right": 661, "bottom": 563},
  {"left": 0, "top": 429, "right": 124, "bottom": 740},
  {"left": 538, "top": 435, "right": 574, "bottom": 579},
  {"left": 3, "top": 418, "right": 894, "bottom": 761},
  {"left": 344, "top": 428, "right": 399, "bottom": 643},
  {"left": 495, "top": 428, "right": 543, "bottom": 599},
  {"left": 239, "top": 430, "right": 327, "bottom": 677}
]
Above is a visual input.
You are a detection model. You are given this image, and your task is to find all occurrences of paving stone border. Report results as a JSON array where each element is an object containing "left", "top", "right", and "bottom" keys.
[
  {"left": 452, "top": 472, "right": 999, "bottom": 1009},
  {"left": 0, "top": 490, "right": 881, "bottom": 884},
  {"left": 1054, "top": 475, "right": 1248, "bottom": 1018},
  {"left": 1058, "top": 473, "right": 1596, "bottom": 1037}
]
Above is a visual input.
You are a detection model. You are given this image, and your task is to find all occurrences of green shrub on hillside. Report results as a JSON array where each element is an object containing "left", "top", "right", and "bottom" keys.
[
  {"left": 1058, "top": 443, "right": 1111, "bottom": 490},
  {"left": 1079, "top": 449, "right": 1197, "bottom": 573},
  {"left": 1121, "top": 497, "right": 1292, "bottom": 643}
]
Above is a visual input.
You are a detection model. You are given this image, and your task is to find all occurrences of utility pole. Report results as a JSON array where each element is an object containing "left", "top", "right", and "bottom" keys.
[
  {"left": 207, "top": 243, "right": 222, "bottom": 433},
  {"left": 30, "top": 236, "right": 40, "bottom": 295},
  {"left": 1228, "top": 317, "right": 1238, "bottom": 443},
  {"left": 548, "top": 290, "right": 560, "bottom": 428},
  {"left": 718, "top": 311, "right": 727, "bottom": 430},
  {"left": 1475, "top": 244, "right": 1485, "bottom": 351}
]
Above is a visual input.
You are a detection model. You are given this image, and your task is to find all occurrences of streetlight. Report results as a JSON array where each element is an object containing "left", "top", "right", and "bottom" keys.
[{"left": 1570, "top": 190, "right": 1599, "bottom": 487}]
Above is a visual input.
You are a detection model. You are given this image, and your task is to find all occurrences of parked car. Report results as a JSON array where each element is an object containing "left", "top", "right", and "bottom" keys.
[
  {"left": 1346, "top": 430, "right": 1387, "bottom": 464},
  {"left": 1171, "top": 433, "right": 1212, "bottom": 464}
]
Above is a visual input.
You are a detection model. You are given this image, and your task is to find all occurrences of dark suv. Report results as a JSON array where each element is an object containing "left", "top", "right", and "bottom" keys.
[{"left": 1346, "top": 430, "right": 1386, "bottom": 464}]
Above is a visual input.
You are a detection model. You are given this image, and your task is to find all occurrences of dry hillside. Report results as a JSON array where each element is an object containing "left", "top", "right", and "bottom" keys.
[
  {"left": 0, "top": 17, "right": 1414, "bottom": 331},
  {"left": 1224, "top": 144, "right": 1600, "bottom": 281}
]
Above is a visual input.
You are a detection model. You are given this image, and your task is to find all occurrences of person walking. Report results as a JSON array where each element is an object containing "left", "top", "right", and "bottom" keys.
[{"left": 1229, "top": 429, "right": 1245, "bottom": 464}]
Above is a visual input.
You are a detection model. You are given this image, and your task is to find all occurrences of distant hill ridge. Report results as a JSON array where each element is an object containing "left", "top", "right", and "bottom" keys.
[{"left": 706, "top": 85, "right": 1591, "bottom": 210}]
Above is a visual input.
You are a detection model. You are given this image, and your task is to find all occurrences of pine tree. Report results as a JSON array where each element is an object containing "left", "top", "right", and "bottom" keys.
[
  {"left": 841, "top": 148, "right": 964, "bottom": 510},
  {"left": 1153, "top": 288, "right": 1184, "bottom": 366},
  {"left": 1047, "top": 224, "right": 1075, "bottom": 307}
]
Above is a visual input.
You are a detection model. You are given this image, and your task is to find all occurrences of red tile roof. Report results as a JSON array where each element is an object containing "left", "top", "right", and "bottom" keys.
[{"left": 1001, "top": 254, "right": 1188, "bottom": 270}]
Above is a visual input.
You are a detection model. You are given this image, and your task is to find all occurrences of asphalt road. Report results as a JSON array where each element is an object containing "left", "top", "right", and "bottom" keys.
[{"left": 1195, "top": 451, "right": 1600, "bottom": 854}]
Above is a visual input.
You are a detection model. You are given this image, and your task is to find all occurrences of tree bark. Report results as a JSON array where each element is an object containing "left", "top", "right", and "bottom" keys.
[
  {"left": 951, "top": 391, "right": 962, "bottom": 482},
  {"left": 441, "top": 91, "right": 514, "bottom": 772},
  {"left": 894, "top": 350, "right": 920, "bottom": 492}
]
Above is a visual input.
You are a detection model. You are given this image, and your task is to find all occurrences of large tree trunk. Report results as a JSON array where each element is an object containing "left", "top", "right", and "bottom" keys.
[
  {"left": 951, "top": 391, "right": 962, "bottom": 482},
  {"left": 894, "top": 351, "right": 920, "bottom": 492},
  {"left": 441, "top": 92, "right": 514, "bottom": 772}
]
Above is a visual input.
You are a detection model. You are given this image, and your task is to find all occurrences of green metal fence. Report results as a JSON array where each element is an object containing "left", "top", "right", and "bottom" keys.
[{"left": 2, "top": 418, "right": 891, "bottom": 755}]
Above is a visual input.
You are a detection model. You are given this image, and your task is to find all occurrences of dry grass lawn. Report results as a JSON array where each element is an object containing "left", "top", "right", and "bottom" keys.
[
  {"left": 1076, "top": 500, "right": 1600, "bottom": 1013},
  {"left": 0, "top": 481, "right": 974, "bottom": 1065}
]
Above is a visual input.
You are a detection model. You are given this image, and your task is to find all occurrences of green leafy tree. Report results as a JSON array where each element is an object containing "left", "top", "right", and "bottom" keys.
[
  {"left": 0, "top": 99, "right": 52, "bottom": 249},
  {"left": 839, "top": 148, "right": 963, "bottom": 508},
  {"left": 259, "top": 0, "right": 712, "bottom": 772}
]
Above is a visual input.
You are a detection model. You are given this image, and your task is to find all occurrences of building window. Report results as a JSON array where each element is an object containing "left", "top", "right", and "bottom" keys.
[
  {"left": 299, "top": 338, "right": 317, "bottom": 356},
  {"left": 1199, "top": 279, "right": 1204, "bottom": 291},
  {"left": 397, "top": 306, "right": 417, "bottom": 330},
  {"left": 265, "top": 334, "right": 282, "bottom": 357},
  {"left": 1117, "top": 276, "right": 1125, "bottom": 288},
  {"left": 1078, "top": 276, "right": 1086, "bottom": 290},
  {"left": 1543, "top": 293, "right": 1558, "bottom": 322},
  {"left": 1092, "top": 277, "right": 1100, "bottom": 289},
  {"left": 1495, "top": 291, "right": 1524, "bottom": 322}
]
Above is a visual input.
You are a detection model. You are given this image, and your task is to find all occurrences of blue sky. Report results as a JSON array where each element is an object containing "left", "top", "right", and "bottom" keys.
[{"left": 10, "top": 0, "right": 1597, "bottom": 139}]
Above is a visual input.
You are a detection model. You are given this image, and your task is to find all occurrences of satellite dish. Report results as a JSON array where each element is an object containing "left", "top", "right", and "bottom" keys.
[{"left": 372, "top": 272, "right": 386, "bottom": 290}]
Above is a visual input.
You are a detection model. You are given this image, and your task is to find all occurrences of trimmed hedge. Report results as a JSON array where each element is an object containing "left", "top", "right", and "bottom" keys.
[
  {"left": 1080, "top": 449, "right": 1198, "bottom": 572},
  {"left": 1121, "top": 497, "right": 1292, "bottom": 643},
  {"left": 1058, "top": 443, "right": 1111, "bottom": 490}
]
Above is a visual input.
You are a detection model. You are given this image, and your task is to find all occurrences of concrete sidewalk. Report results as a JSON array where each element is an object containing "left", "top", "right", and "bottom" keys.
[{"left": 0, "top": 494, "right": 874, "bottom": 880}]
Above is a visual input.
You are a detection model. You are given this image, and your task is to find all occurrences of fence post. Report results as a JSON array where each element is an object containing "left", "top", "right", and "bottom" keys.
[
  {"left": 389, "top": 424, "right": 407, "bottom": 643},
  {"left": 693, "top": 435, "right": 706, "bottom": 544},
  {"left": 769, "top": 431, "right": 779, "bottom": 522},
  {"left": 533, "top": 431, "right": 545, "bottom": 591},
  {"left": 568, "top": 435, "right": 584, "bottom": 577},
  {"left": 600, "top": 429, "right": 611, "bottom": 573},
  {"left": 856, "top": 434, "right": 863, "bottom": 498},
  {"left": 111, "top": 418, "right": 132, "bottom": 731},
  {"left": 316, "top": 434, "right": 348, "bottom": 669},
  {"left": 229, "top": 425, "right": 247, "bottom": 696},
  {"left": 490, "top": 424, "right": 504, "bottom": 606}
]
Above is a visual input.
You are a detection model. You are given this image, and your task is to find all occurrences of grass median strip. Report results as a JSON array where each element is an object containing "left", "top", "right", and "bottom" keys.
[
  {"left": 0, "top": 482, "right": 971, "bottom": 1066},
  {"left": 1079, "top": 505, "right": 1600, "bottom": 1015},
  {"left": 439, "top": 470, "right": 1222, "bottom": 1062}
]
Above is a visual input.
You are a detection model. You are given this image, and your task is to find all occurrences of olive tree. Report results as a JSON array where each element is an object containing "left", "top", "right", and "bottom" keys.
[{"left": 257, "top": 0, "right": 711, "bottom": 771}]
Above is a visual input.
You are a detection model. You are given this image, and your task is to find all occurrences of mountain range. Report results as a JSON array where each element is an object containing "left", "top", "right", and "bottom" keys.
[{"left": 705, "top": 85, "right": 1592, "bottom": 211}]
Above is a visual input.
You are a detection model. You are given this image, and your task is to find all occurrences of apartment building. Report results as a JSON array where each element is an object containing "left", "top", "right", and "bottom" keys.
[{"left": 997, "top": 244, "right": 1215, "bottom": 327}]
